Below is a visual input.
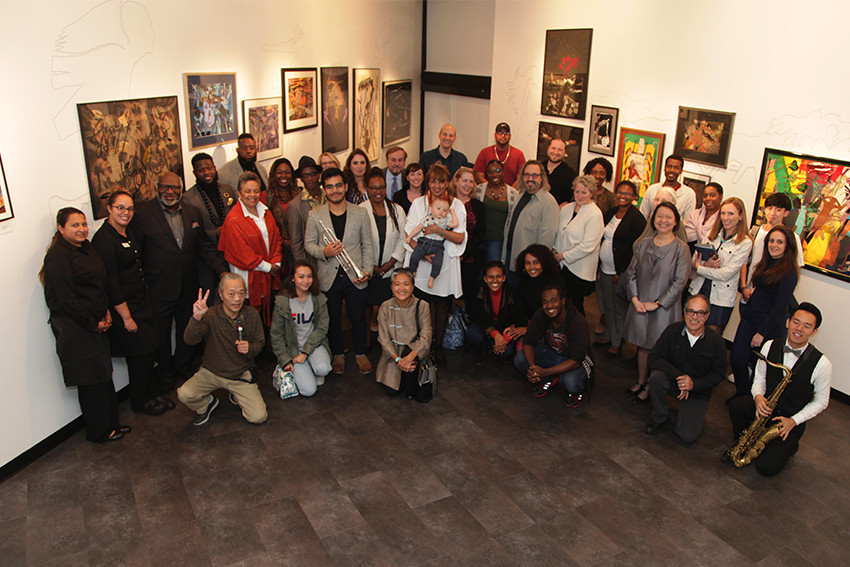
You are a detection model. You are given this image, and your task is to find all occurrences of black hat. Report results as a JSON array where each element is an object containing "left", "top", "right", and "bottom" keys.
[
  {"left": 295, "top": 155, "right": 321, "bottom": 178},
  {"left": 495, "top": 122, "right": 511, "bottom": 133}
]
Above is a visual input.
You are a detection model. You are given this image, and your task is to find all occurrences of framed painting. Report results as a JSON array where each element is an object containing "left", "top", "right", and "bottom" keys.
[
  {"left": 674, "top": 106, "right": 735, "bottom": 167},
  {"left": 682, "top": 171, "right": 711, "bottom": 209},
  {"left": 241, "top": 98, "right": 283, "bottom": 162},
  {"left": 540, "top": 28, "right": 593, "bottom": 120},
  {"left": 382, "top": 80, "right": 412, "bottom": 147},
  {"left": 183, "top": 73, "right": 238, "bottom": 150},
  {"left": 616, "top": 127, "right": 665, "bottom": 205},
  {"left": 77, "top": 95, "right": 184, "bottom": 219},
  {"left": 320, "top": 67, "right": 349, "bottom": 154},
  {"left": 281, "top": 67, "right": 318, "bottom": 133},
  {"left": 588, "top": 105, "right": 618, "bottom": 157},
  {"left": 755, "top": 148, "right": 850, "bottom": 283},
  {"left": 536, "top": 122, "right": 583, "bottom": 175},
  {"left": 353, "top": 68, "right": 381, "bottom": 160},
  {"left": 0, "top": 152, "right": 12, "bottom": 223}
]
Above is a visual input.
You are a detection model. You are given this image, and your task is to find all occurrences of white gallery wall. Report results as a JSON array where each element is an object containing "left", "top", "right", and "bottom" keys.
[{"left": 0, "top": 0, "right": 421, "bottom": 469}]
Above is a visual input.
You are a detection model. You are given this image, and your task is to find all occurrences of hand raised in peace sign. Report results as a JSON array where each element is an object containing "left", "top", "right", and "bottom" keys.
[{"left": 192, "top": 289, "right": 210, "bottom": 321}]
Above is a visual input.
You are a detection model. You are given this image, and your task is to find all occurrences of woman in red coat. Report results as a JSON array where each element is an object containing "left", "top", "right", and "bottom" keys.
[{"left": 219, "top": 172, "right": 283, "bottom": 324}]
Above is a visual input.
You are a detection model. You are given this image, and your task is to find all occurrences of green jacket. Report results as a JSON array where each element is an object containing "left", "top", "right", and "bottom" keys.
[{"left": 269, "top": 292, "right": 330, "bottom": 366}]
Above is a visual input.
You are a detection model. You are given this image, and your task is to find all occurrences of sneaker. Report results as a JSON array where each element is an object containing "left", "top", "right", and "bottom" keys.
[
  {"left": 228, "top": 392, "right": 238, "bottom": 405},
  {"left": 332, "top": 355, "right": 345, "bottom": 375},
  {"left": 192, "top": 395, "right": 219, "bottom": 426},
  {"left": 566, "top": 393, "right": 583, "bottom": 408},
  {"left": 356, "top": 354, "right": 373, "bottom": 374},
  {"left": 533, "top": 377, "right": 559, "bottom": 398},
  {"left": 316, "top": 376, "right": 325, "bottom": 386}
]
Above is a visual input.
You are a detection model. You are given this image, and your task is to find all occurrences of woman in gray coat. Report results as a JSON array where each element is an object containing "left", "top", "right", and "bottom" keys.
[{"left": 622, "top": 202, "right": 692, "bottom": 403}]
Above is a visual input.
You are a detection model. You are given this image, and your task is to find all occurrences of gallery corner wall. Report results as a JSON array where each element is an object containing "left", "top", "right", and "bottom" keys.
[{"left": 0, "top": 0, "right": 422, "bottom": 469}]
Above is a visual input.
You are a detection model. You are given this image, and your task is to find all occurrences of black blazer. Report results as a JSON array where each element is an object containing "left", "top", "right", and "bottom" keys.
[
  {"left": 130, "top": 199, "right": 226, "bottom": 303},
  {"left": 602, "top": 205, "right": 647, "bottom": 275}
]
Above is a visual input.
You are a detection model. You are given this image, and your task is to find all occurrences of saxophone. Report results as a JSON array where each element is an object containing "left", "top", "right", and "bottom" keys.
[{"left": 726, "top": 351, "right": 793, "bottom": 468}]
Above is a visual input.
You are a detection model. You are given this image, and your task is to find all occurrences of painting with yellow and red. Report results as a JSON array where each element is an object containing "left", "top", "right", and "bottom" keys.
[
  {"left": 674, "top": 106, "right": 735, "bottom": 167},
  {"left": 540, "top": 29, "right": 593, "bottom": 120}
]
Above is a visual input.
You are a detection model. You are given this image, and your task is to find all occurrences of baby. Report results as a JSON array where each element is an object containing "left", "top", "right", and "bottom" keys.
[{"left": 406, "top": 196, "right": 459, "bottom": 288}]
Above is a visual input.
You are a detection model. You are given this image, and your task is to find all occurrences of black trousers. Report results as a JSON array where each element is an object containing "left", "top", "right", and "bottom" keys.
[
  {"left": 126, "top": 350, "right": 158, "bottom": 409},
  {"left": 729, "top": 395, "right": 805, "bottom": 476},
  {"left": 413, "top": 288, "right": 450, "bottom": 351},
  {"left": 152, "top": 297, "right": 194, "bottom": 381},
  {"left": 648, "top": 370, "right": 710, "bottom": 444},
  {"left": 77, "top": 381, "right": 119, "bottom": 442}
]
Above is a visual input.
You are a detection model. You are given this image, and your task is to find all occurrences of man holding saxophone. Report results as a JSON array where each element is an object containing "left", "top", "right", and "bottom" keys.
[
  {"left": 727, "top": 302, "right": 832, "bottom": 476},
  {"left": 305, "top": 167, "right": 374, "bottom": 376}
]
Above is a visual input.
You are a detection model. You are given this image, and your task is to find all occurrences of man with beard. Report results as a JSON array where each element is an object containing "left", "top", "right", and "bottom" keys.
[
  {"left": 219, "top": 134, "right": 269, "bottom": 192},
  {"left": 639, "top": 154, "right": 694, "bottom": 218},
  {"left": 287, "top": 156, "right": 326, "bottom": 263},
  {"left": 131, "top": 172, "right": 228, "bottom": 391},
  {"left": 383, "top": 146, "right": 408, "bottom": 200},
  {"left": 473, "top": 122, "right": 526, "bottom": 186},
  {"left": 183, "top": 153, "right": 237, "bottom": 298},
  {"left": 543, "top": 137, "right": 577, "bottom": 205}
]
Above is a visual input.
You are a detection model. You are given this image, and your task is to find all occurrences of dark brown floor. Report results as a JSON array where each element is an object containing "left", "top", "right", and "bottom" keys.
[{"left": 3, "top": 309, "right": 850, "bottom": 566}]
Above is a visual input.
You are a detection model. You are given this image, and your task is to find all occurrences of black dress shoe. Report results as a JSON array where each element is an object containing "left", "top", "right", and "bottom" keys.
[
  {"left": 644, "top": 418, "right": 669, "bottom": 434},
  {"left": 133, "top": 399, "right": 167, "bottom": 416},
  {"left": 156, "top": 396, "right": 176, "bottom": 410},
  {"left": 117, "top": 425, "right": 132, "bottom": 434}
]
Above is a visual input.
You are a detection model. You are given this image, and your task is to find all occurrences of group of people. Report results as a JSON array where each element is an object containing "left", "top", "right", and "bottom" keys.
[{"left": 41, "top": 126, "right": 831, "bottom": 477}]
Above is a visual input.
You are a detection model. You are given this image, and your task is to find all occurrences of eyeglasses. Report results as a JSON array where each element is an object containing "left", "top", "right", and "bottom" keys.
[
  {"left": 157, "top": 184, "right": 181, "bottom": 192},
  {"left": 685, "top": 309, "right": 708, "bottom": 317},
  {"left": 111, "top": 205, "right": 134, "bottom": 213},
  {"left": 323, "top": 182, "right": 345, "bottom": 190},
  {"left": 522, "top": 173, "right": 541, "bottom": 179}
]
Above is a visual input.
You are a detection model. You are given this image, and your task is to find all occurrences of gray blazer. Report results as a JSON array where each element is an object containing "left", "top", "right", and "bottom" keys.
[
  {"left": 218, "top": 158, "right": 268, "bottom": 192},
  {"left": 305, "top": 203, "right": 375, "bottom": 291},
  {"left": 182, "top": 182, "right": 237, "bottom": 243}
]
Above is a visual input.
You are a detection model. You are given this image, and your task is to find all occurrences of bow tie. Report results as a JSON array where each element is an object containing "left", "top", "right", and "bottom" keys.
[{"left": 784, "top": 345, "right": 804, "bottom": 357}]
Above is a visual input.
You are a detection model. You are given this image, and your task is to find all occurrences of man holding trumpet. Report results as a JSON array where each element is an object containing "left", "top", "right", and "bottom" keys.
[{"left": 305, "top": 167, "right": 375, "bottom": 375}]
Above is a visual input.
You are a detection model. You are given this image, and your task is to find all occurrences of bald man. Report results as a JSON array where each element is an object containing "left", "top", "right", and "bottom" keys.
[
  {"left": 419, "top": 123, "right": 470, "bottom": 176},
  {"left": 131, "top": 171, "right": 227, "bottom": 391}
]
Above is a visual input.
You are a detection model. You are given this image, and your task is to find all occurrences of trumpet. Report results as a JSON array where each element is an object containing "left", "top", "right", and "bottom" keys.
[
  {"left": 726, "top": 351, "right": 793, "bottom": 467},
  {"left": 318, "top": 218, "right": 366, "bottom": 282}
]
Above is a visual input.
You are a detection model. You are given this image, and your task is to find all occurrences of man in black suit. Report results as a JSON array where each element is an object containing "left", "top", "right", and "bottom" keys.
[
  {"left": 131, "top": 171, "right": 228, "bottom": 390},
  {"left": 383, "top": 146, "right": 408, "bottom": 201}
]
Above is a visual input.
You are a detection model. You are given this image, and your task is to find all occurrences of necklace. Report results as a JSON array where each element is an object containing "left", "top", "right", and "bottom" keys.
[
  {"left": 494, "top": 145, "right": 511, "bottom": 165},
  {"left": 488, "top": 183, "right": 505, "bottom": 201}
]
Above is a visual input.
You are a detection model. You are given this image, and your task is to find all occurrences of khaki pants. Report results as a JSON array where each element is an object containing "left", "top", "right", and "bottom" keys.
[{"left": 177, "top": 367, "right": 267, "bottom": 424}]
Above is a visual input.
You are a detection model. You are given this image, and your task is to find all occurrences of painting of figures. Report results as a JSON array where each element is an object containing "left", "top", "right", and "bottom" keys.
[
  {"left": 615, "top": 127, "right": 665, "bottom": 206},
  {"left": 281, "top": 68, "right": 318, "bottom": 133},
  {"left": 184, "top": 73, "right": 238, "bottom": 149},
  {"left": 674, "top": 106, "right": 735, "bottom": 167},
  {"left": 353, "top": 68, "right": 380, "bottom": 160},
  {"left": 77, "top": 95, "right": 184, "bottom": 219},
  {"left": 321, "top": 67, "right": 349, "bottom": 153},
  {"left": 242, "top": 98, "right": 283, "bottom": 161},
  {"left": 540, "top": 29, "right": 593, "bottom": 120}
]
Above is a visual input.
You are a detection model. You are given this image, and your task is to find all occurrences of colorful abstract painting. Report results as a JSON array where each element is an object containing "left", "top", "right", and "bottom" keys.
[
  {"left": 674, "top": 107, "right": 735, "bottom": 167},
  {"left": 184, "top": 73, "right": 238, "bottom": 150},
  {"left": 540, "top": 29, "right": 593, "bottom": 120},
  {"left": 77, "top": 95, "right": 184, "bottom": 219},
  {"left": 755, "top": 148, "right": 850, "bottom": 282},
  {"left": 281, "top": 68, "right": 318, "bottom": 133},
  {"left": 242, "top": 98, "right": 283, "bottom": 161},
  {"left": 616, "top": 127, "right": 665, "bottom": 206}
]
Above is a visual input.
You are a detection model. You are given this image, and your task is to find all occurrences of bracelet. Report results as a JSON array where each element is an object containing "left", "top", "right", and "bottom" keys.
[
  {"left": 440, "top": 228, "right": 445, "bottom": 236},
  {"left": 395, "top": 356, "right": 401, "bottom": 363},
  {"left": 490, "top": 330, "right": 500, "bottom": 339}
]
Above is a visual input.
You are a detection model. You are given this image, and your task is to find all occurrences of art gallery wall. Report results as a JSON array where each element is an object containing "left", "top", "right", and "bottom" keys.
[
  {"left": 0, "top": 0, "right": 421, "bottom": 469},
  {"left": 484, "top": 0, "right": 850, "bottom": 394}
]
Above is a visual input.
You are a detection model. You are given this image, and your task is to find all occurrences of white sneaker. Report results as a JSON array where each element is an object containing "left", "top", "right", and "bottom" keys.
[{"left": 316, "top": 376, "right": 325, "bottom": 386}]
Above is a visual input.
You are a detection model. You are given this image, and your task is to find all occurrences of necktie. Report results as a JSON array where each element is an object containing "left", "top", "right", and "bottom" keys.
[
  {"left": 392, "top": 176, "right": 399, "bottom": 196},
  {"left": 783, "top": 345, "right": 804, "bottom": 356}
]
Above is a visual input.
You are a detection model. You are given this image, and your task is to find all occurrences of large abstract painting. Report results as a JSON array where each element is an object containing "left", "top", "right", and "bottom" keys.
[
  {"left": 536, "top": 122, "right": 583, "bottom": 176},
  {"left": 281, "top": 67, "right": 318, "bottom": 133},
  {"left": 755, "top": 148, "right": 850, "bottom": 283},
  {"left": 184, "top": 73, "right": 238, "bottom": 150},
  {"left": 353, "top": 68, "right": 380, "bottom": 160},
  {"left": 615, "top": 127, "right": 665, "bottom": 206},
  {"left": 382, "top": 80, "right": 411, "bottom": 147},
  {"left": 242, "top": 97, "right": 283, "bottom": 161},
  {"left": 540, "top": 28, "right": 593, "bottom": 120},
  {"left": 320, "top": 67, "right": 349, "bottom": 154},
  {"left": 77, "top": 96, "right": 184, "bottom": 219},
  {"left": 674, "top": 106, "right": 735, "bottom": 167}
]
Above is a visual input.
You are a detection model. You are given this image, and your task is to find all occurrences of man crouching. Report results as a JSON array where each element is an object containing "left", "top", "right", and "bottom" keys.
[{"left": 177, "top": 273, "right": 267, "bottom": 425}]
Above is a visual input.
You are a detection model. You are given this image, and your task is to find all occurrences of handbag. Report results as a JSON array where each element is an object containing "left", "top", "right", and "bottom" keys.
[
  {"left": 442, "top": 304, "right": 469, "bottom": 350},
  {"left": 272, "top": 364, "right": 299, "bottom": 399}
]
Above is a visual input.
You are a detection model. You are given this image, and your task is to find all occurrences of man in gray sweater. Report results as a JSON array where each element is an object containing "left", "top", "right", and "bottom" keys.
[{"left": 177, "top": 273, "right": 267, "bottom": 425}]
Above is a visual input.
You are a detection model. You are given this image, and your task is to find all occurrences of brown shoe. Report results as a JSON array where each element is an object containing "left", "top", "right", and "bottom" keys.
[
  {"left": 355, "top": 355, "right": 372, "bottom": 374},
  {"left": 332, "top": 355, "right": 345, "bottom": 375}
]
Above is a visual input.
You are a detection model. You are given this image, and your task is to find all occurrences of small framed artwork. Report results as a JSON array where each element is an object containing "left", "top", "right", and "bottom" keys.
[
  {"left": 588, "top": 105, "right": 618, "bottom": 156},
  {"left": 382, "top": 80, "right": 412, "bottom": 147},
  {"left": 540, "top": 28, "right": 593, "bottom": 120},
  {"left": 242, "top": 98, "right": 283, "bottom": 162},
  {"left": 184, "top": 73, "right": 239, "bottom": 150},
  {"left": 320, "top": 66, "right": 350, "bottom": 154},
  {"left": 674, "top": 106, "right": 735, "bottom": 167},
  {"left": 536, "top": 122, "right": 584, "bottom": 175},
  {"left": 77, "top": 95, "right": 184, "bottom": 219},
  {"left": 616, "top": 127, "right": 666, "bottom": 205},
  {"left": 353, "top": 68, "right": 381, "bottom": 160},
  {"left": 755, "top": 148, "right": 850, "bottom": 283},
  {"left": 682, "top": 171, "right": 711, "bottom": 209},
  {"left": 0, "top": 152, "right": 13, "bottom": 223},
  {"left": 281, "top": 67, "right": 318, "bottom": 133}
]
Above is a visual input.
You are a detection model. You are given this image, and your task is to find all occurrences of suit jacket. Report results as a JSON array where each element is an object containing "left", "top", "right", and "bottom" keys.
[
  {"left": 602, "top": 205, "right": 647, "bottom": 275},
  {"left": 383, "top": 168, "right": 409, "bottom": 200},
  {"left": 305, "top": 203, "right": 375, "bottom": 291},
  {"left": 287, "top": 190, "right": 326, "bottom": 263},
  {"left": 218, "top": 158, "right": 269, "bottom": 192},
  {"left": 182, "top": 182, "right": 237, "bottom": 243},
  {"left": 130, "top": 198, "right": 227, "bottom": 302}
]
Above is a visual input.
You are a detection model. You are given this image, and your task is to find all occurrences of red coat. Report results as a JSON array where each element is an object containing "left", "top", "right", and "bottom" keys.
[{"left": 219, "top": 202, "right": 283, "bottom": 322}]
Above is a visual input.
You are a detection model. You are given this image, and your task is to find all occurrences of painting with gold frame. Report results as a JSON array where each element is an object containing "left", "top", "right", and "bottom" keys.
[{"left": 615, "top": 127, "right": 665, "bottom": 206}]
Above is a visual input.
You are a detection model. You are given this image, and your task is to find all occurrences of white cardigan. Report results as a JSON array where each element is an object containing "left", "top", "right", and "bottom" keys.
[
  {"left": 359, "top": 199, "right": 407, "bottom": 279},
  {"left": 555, "top": 202, "right": 605, "bottom": 281},
  {"left": 689, "top": 233, "right": 753, "bottom": 307},
  {"left": 402, "top": 195, "right": 467, "bottom": 297}
]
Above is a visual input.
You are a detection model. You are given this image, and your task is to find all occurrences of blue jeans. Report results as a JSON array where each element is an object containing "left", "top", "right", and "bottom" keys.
[
  {"left": 466, "top": 323, "right": 517, "bottom": 359},
  {"left": 483, "top": 240, "right": 503, "bottom": 264},
  {"left": 514, "top": 344, "right": 587, "bottom": 394}
]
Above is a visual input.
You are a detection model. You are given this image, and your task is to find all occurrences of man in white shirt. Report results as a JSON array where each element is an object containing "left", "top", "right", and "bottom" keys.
[
  {"left": 640, "top": 155, "right": 695, "bottom": 219},
  {"left": 726, "top": 303, "right": 832, "bottom": 476}
]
